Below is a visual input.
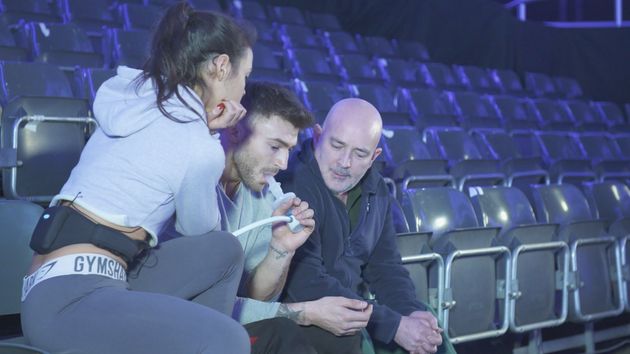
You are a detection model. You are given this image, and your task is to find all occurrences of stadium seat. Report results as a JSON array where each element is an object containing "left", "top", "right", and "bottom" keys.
[
  {"left": 0, "top": 0, "right": 61, "bottom": 25},
  {"left": 0, "top": 62, "right": 94, "bottom": 202},
  {"left": 576, "top": 132, "right": 630, "bottom": 182},
  {"left": 529, "top": 184, "right": 624, "bottom": 322},
  {"left": 337, "top": 54, "right": 386, "bottom": 84},
  {"left": 0, "top": 200, "right": 42, "bottom": 316},
  {"left": 469, "top": 186, "right": 568, "bottom": 332},
  {"left": 564, "top": 100, "right": 608, "bottom": 131},
  {"left": 378, "top": 58, "right": 425, "bottom": 89},
  {"left": 595, "top": 101, "right": 630, "bottom": 132},
  {"left": 454, "top": 65, "right": 501, "bottom": 94},
  {"left": 297, "top": 80, "right": 350, "bottom": 123},
  {"left": 269, "top": 5, "right": 306, "bottom": 26},
  {"left": 490, "top": 68, "right": 526, "bottom": 97},
  {"left": 424, "top": 126, "right": 506, "bottom": 191},
  {"left": 247, "top": 20, "right": 282, "bottom": 50},
  {"left": 419, "top": 62, "right": 467, "bottom": 91},
  {"left": 351, "top": 84, "right": 411, "bottom": 126},
  {"left": 188, "top": 0, "right": 223, "bottom": 12},
  {"left": 470, "top": 128, "right": 549, "bottom": 189},
  {"left": 250, "top": 43, "right": 291, "bottom": 85},
  {"left": 582, "top": 181, "right": 630, "bottom": 311},
  {"left": 525, "top": 72, "right": 560, "bottom": 98},
  {"left": 325, "top": 31, "right": 365, "bottom": 55},
  {"left": 72, "top": 67, "right": 116, "bottom": 103},
  {"left": 613, "top": 133, "right": 630, "bottom": 160},
  {"left": 119, "top": 3, "right": 164, "bottom": 31},
  {"left": 16, "top": 22, "right": 103, "bottom": 68},
  {"left": 287, "top": 48, "right": 341, "bottom": 83},
  {"left": 401, "top": 187, "right": 508, "bottom": 343},
  {"left": 361, "top": 35, "right": 398, "bottom": 58},
  {"left": 103, "top": 28, "right": 150, "bottom": 69},
  {"left": 0, "top": 15, "right": 27, "bottom": 61},
  {"left": 381, "top": 125, "right": 453, "bottom": 194},
  {"left": 449, "top": 91, "right": 502, "bottom": 130},
  {"left": 280, "top": 24, "right": 326, "bottom": 50},
  {"left": 304, "top": 11, "right": 342, "bottom": 31},
  {"left": 395, "top": 39, "right": 431, "bottom": 62},
  {"left": 395, "top": 231, "right": 444, "bottom": 315},
  {"left": 554, "top": 76, "right": 584, "bottom": 99},
  {"left": 232, "top": 0, "right": 268, "bottom": 21},
  {"left": 490, "top": 95, "right": 539, "bottom": 131},
  {"left": 535, "top": 131, "right": 597, "bottom": 185},
  {"left": 528, "top": 98, "right": 574, "bottom": 131},
  {"left": 60, "top": 0, "right": 122, "bottom": 35},
  {"left": 406, "top": 88, "right": 459, "bottom": 131}
]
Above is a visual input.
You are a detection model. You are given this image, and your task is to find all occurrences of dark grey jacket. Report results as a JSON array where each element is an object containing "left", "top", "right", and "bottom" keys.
[{"left": 281, "top": 140, "right": 425, "bottom": 344}]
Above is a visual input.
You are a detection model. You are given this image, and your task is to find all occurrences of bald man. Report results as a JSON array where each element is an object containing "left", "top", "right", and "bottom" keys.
[{"left": 280, "top": 99, "right": 455, "bottom": 354}]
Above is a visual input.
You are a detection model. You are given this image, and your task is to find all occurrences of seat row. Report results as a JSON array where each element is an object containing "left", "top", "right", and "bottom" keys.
[
  {"left": 378, "top": 125, "right": 630, "bottom": 196},
  {"left": 0, "top": 60, "right": 629, "bottom": 202},
  {"left": 292, "top": 79, "right": 629, "bottom": 130},
  {"left": 388, "top": 181, "right": 630, "bottom": 344}
]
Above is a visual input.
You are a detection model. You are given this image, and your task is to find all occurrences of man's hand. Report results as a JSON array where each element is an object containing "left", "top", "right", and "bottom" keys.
[
  {"left": 206, "top": 99, "right": 247, "bottom": 131},
  {"left": 303, "top": 296, "right": 373, "bottom": 336},
  {"left": 269, "top": 196, "right": 315, "bottom": 255},
  {"left": 394, "top": 311, "right": 442, "bottom": 354},
  {"left": 244, "top": 197, "right": 314, "bottom": 301}
]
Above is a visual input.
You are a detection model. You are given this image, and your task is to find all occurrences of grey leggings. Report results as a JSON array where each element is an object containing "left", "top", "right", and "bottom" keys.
[{"left": 21, "top": 231, "right": 250, "bottom": 354}]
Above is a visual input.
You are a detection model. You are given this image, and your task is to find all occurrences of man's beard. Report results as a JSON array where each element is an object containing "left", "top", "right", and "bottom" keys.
[{"left": 234, "top": 148, "right": 263, "bottom": 192}]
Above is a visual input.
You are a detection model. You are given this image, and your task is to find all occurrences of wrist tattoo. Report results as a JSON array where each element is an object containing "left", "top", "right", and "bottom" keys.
[
  {"left": 277, "top": 304, "right": 304, "bottom": 324},
  {"left": 269, "top": 244, "right": 289, "bottom": 260}
]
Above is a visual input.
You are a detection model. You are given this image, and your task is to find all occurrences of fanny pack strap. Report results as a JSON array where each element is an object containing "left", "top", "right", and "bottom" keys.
[{"left": 30, "top": 206, "right": 148, "bottom": 264}]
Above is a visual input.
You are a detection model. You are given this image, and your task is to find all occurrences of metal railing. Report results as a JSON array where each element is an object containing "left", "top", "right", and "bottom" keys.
[{"left": 505, "top": 0, "right": 626, "bottom": 28}]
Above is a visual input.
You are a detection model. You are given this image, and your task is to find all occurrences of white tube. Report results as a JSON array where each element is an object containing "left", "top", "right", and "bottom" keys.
[{"left": 232, "top": 215, "right": 292, "bottom": 237}]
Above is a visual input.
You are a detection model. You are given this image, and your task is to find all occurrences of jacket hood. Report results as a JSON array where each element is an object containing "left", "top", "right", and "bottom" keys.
[{"left": 93, "top": 66, "right": 206, "bottom": 137}]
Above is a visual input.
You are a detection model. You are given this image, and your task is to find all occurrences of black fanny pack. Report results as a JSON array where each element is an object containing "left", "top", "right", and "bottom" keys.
[{"left": 30, "top": 205, "right": 148, "bottom": 264}]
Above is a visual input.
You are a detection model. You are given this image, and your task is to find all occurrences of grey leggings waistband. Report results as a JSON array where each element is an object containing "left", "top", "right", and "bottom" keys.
[{"left": 21, "top": 231, "right": 250, "bottom": 354}]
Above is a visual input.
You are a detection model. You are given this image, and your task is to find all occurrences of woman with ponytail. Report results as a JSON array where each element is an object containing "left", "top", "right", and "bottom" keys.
[{"left": 21, "top": 2, "right": 254, "bottom": 353}]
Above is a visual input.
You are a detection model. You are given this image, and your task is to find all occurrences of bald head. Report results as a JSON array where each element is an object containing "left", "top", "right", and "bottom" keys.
[
  {"left": 314, "top": 98, "right": 383, "bottom": 198},
  {"left": 321, "top": 98, "right": 383, "bottom": 151}
]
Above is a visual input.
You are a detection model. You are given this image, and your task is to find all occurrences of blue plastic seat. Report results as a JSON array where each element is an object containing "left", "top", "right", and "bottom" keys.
[
  {"left": 490, "top": 68, "right": 526, "bottom": 97},
  {"left": 469, "top": 186, "right": 567, "bottom": 332},
  {"left": 395, "top": 39, "right": 430, "bottom": 62},
  {"left": 269, "top": 5, "right": 306, "bottom": 25},
  {"left": 16, "top": 22, "right": 103, "bottom": 68},
  {"left": 471, "top": 128, "right": 549, "bottom": 189},
  {"left": 381, "top": 126, "right": 453, "bottom": 193},
  {"left": 401, "top": 187, "right": 508, "bottom": 343},
  {"left": 491, "top": 95, "right": 539, "bottom": 131},
  {"left": 351, "top": 84, "right": 410, "bottom": 126},
  {"left": 529, "top": 184, "right": 624, "bottom": 322},
  {"left": 454, "top": 65, "right": 501, "bottom": 94},
  {"left": 61, "top": 0, "right": 122, "bottom": 34},
  {"left": 0, "top": 62, "right": 94, "bottom": 201},
  {"left": 281, "top": 24, "right": 325, "bottom": 50},
  {"left": 424, "top": 126, "right": 506, "bottom": 191},
  {"left": 104, "top": 28, "right": 150, "bottom": 69},
  {"left": 419, "top": 62, "right": 467, "bottom": 91},
  {"left": 525, "top": 72, "right": 560, "bottom": 98},
  {"left": 407, "top": 88, "right": 459, "bottom": 131},
  {"left": 119, "top": 3, "right": 164, "bottom": 31},
  {"left": 535, "top": 131, "right": 597, "bottom": 185},
  {"left": 450, "top": 91, "right": 502, "bottom": 130}
]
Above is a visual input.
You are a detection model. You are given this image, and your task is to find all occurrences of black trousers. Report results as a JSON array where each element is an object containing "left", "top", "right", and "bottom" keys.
[
  {"left": 298, "top": 325, "right": 362, "bottom": 354},
  {"left": 245, "top": 318, "right": 317, "bottom": 354}
]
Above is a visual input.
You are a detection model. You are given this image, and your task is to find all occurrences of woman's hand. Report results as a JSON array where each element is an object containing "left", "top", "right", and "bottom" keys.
[{"left": 206, "top": 100, "right": 247, "bottom": 131}]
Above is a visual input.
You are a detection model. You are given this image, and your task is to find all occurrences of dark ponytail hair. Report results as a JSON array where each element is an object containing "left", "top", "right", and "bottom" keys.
[{"left": 139, "top": 2, "right": 256, "bottom": 121}]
